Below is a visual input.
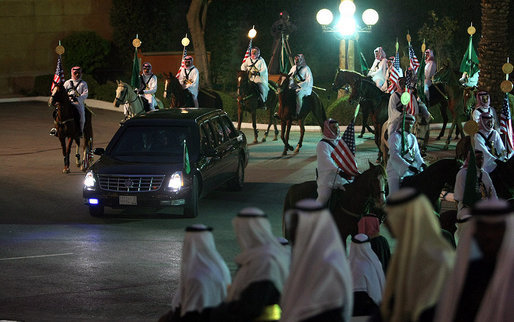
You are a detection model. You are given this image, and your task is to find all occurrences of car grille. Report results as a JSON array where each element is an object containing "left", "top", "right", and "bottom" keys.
[{"left": 97, "top": 174, "right": 166, "bottom": 192}]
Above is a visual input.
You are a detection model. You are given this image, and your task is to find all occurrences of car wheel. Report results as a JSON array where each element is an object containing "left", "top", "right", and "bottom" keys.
[
  {"left": 228, "top": 158, "right": 245, "bottom": 191},
  {"left": 89, "top": 205, "right": 104, "bottom": 217},
  {"left": 184, "top": 175, "right": 199, "bottom": 218}
]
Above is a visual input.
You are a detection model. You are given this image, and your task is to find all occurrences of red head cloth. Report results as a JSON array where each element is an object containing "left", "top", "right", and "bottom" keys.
[
  {"left": 476, "top": 90, "right": 490, "bottom": 107},
  {"left": 323, "top": 118, "right": 339, "bottom": 139},
  {"left": 374, "top": 47, "right": 386, "bottom": 60},
  {"left": 358, "top": 215, "right": 380, "bottom": 238},
  {"left": 294, "top": 54, "right": 306, "bottom": 67},
  {"left": 425, "top": 49, "right": 435, "bottom": 62}
]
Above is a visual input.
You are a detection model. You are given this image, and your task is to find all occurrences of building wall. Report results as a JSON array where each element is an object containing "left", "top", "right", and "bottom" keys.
[{"left": 0, "top": 0, "right": 112, "bottom": 96}]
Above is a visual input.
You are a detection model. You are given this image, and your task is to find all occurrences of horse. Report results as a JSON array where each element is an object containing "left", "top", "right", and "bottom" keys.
[
  {"left": 282, "top": 162, "right": 387, "bottom": 246},
  {"left": 163, "top": 72, "right": 223, "bottom": 109},
  {"left": 276, "top": 73, "right": 326, "bottom": 155},
  {"left": 49, "top": 82, "right": 93, "bottom": 173},
  {"left": 114, "top": 81, "right": 145, "bottom": 119},
  {"left": 432, "top": 63, "right": 466, "bottom": 149},
  {"left": 401, "top": 158, "right": 462, "bottom": 212},
  {"left": 332, "top": 70, "right": 389, "bottom": 162},
  {"left": 235, "top": 70, "right": 280, "bottom": 144}
]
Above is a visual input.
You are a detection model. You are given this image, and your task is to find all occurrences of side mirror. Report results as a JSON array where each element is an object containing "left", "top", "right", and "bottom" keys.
[{"left": 93, "top": 148, "right": 105, "bottom": 156}]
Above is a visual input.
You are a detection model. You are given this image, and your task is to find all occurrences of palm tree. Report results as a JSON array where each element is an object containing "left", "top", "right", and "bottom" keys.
[{"left": 478, "top": 0, "right": 509, "bottom": 110}]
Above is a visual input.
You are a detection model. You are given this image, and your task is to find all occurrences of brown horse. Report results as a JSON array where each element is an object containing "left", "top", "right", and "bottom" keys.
[
  {"left": 276, "top": 73, "right": 326, "bottom": 155},
  {"left": 332, "top": 70, "right": 389, "bottom": 162},
  {"left": 236, "top": 70, "right": 279, "bottom": 144},
  {"left": 282, "top": 162, "right": 387, "bottom": 245},
  {"left": 49, "top": 82, "right": 93, "bottom": 173},
  {"left": 432, "top": 63, "right": 466, "bottom": 149},
  {"left": 163, "top": 73, "right": 223, "bottom": 109}
]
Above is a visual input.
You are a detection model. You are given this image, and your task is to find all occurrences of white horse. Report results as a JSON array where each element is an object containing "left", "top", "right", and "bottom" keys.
[{"left": 114, "top": 80, "right": 145, "bottom": 119}]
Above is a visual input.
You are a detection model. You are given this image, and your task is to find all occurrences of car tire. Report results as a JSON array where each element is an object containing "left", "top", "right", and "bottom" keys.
[
  {"left": 228, "top": 158, "right": 245, "bottom": 191},
  {"left": 184, "top": 175, "right": 199, "bottom": 218},
  {"left": 89, "top": 205, "right": 104, "bottom": 217}
]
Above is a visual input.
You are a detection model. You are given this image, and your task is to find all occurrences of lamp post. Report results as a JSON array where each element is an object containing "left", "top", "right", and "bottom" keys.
[{"left": 316, "top": 0, "right": 378, "bottom": 71}]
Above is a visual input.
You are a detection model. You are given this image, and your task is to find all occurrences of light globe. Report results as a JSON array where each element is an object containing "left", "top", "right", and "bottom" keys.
[
  {"left": 339, "top": 0, "right": 356, "bottom": 17},
  {"left": 362, "top": 9, "right": 379, "bottom": 26},
  {"left": 336, "top": 17, "right": 356, "bottom": 36},
  {"left": 181, "top": 37, "right": 190, "bottom": 47},
  {"left": 316, "top": 9, "right": 333, "bottom": 26},
  {"left": 248, "top": 27, "right": 257, "bottom": 39}
]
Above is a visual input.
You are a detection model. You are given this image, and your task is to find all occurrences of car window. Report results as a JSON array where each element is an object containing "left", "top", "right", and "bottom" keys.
[
  {"left": 208, "top": 117, "right": 226, "bottom": 145},
  {"left": 200, "top": 122, "right": 216, "bottom": 149},
  {"left": 110, "top": 126, "right": 192, "bottom": 157},
  {"left": 219, "top": 115, "right": 237, "bottom": 139}
]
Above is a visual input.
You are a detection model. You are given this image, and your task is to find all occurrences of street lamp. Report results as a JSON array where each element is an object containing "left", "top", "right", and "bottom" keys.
[{"left": 316, "top": 0, "right": 379, "bottom": 70}]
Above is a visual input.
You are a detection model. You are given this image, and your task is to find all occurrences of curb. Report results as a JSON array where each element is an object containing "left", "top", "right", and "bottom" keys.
[{"left": 0, "top": 96, "right": 449, "bottom": 132}]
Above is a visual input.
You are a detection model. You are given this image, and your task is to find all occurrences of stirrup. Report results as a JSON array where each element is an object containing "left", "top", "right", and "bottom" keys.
[{"left": 49, "top": 128, "right": 57, "bottom": 136}]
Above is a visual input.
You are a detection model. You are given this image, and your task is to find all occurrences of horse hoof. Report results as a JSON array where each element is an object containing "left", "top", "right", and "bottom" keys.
[
  {"left": 261, "top": 138, "right": 267, "bottom": 143},
  {"left": 287, "top": 145, "right": 294, "bottom": 151},
  {"left": 294, "top": 148, "right": 300, "bottom": 154},
  {"left": 273, "top": 136, "right": 278, "bottom": 141},
  {"left": 435, "top": 136, "right": 442, "bottom": 141},
  {"left": 62, "top": 168, "right": 70, "bottom": 174},
  {"left": 282, "top": 152, "right": 287, "bottom": 156},
  {"left": 253, "top": 139, "right": 258, "bottom": 144},
  {"left": 358, "top": 134, "right": 364, "bottom": 138}
]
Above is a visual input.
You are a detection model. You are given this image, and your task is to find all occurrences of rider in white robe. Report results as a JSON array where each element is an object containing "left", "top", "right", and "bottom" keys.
[{"left": 178, "top": 56, "right": 200, "bottom": 108}]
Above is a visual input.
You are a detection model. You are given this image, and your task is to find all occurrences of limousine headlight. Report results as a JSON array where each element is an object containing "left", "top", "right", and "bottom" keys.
[
  {"left": 84, "top": 171, "right": 97, "bottom": 190},
  {"left": 168, "top": 171, "right": 183, "bottom": 192}
]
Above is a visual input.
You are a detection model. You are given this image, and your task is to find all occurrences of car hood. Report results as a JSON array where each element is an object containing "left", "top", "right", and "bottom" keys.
[{"left": 90, "top": 155, "right": 186, "bottom": 175}]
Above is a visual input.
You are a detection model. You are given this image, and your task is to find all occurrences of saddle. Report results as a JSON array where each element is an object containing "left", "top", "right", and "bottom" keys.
[{"left": 140, "top": 96, "right": 151, "bottom": 112}]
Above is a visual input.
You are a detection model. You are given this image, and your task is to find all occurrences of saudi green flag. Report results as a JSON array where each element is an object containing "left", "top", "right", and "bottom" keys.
[
  {"left": 462, "top": 146, "right": 481, "bottom": 207},
  {"left": 355, "top": 39, "right": 369, "bottom": 75},
  {"left": 183, "top": 139, "right": 191, "bottom": 175},
  {"left": 417, "top": 57, "right": 426, "bottom": 105},
  {"left": 459, "top": 35, "right": 479, "bottom": 77},
  {"left": 130, "top": 47, "right": 141, "bottom": 89}
]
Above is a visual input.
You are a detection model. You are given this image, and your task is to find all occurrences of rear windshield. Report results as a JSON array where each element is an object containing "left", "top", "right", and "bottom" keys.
[{"left": 109, "top": 125, "right": 198, "bottom": 161}]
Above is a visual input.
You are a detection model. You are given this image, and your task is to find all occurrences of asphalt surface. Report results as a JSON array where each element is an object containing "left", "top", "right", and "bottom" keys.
[{"left": 0, "top": 100, "right": 458, "bottom": 321}]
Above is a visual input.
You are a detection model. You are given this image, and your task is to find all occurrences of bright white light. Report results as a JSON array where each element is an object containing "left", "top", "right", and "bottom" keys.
[
  {"left": 84, "top": 171, "right": 96, "bottom": 189},
  {"left": 248, "top": 28, "right": 257, "bottom": 39},
  {"left": 168, "top": 171, "right": 183, "bottom": 191},
  {"left": 339, "top": 0, "right": 356, "bottom": 17},
  {"left": 362, "top": 9, "right": 379, "bottom": 26},
  {"left": 88, "top": 198, "right": 99, "bottom": 205},
  {"left": 316, "top": 9, "right": 333, "bottom": 26},
  {"left": 336, "top": 17, "right": 356, "bottom": 36},
  {"left": 181, "top": 37, "right": 190, "bottom": 47}
]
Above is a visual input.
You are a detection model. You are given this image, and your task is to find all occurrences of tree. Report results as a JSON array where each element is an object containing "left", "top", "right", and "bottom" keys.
[
  {"left": 478, "top": 0, "right": 510, "bottom": 109},
  {"left": 417, "top": 11, "right": 459, "bottom": 65},
  {"left": 187, "top": 0, "right": 212, "bottom": 88}
]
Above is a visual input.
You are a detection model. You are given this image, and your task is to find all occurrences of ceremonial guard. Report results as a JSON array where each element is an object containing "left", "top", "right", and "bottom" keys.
[
  {"left": 138, "top": 62, "right": 158, "bottom": 111},
  {"left": 178, "top": 56, "right": 199, "bottom": 108},
  {"left": 63, "top": 66, "right": 88, "bottom": 136},
  {"left": 316, "top": 119, "right": 353, "bottom": 206},
  {"left": 386, "top": 114, "right": 426, "bottom": 195},
  {"left": 424, "top": 49, "right": 437, "bottom": 102},
  {"left": 367, "top": 47, "right": 388, "bottom": 90},
  {"left": 472, "top": 91, "right": 498, "bottom": 127},
  {"left": 288, "top": 54, "right": 313, "bottom": 117},
  {"left": 474, "top": 113, "right": 506, "bottom": 173},
  {"left": 241, "top": 47, "right": 269, "bottom": 109}
]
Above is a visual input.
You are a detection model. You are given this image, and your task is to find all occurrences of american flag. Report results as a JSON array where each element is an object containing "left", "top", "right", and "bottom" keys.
[
  {"left": 500, "top": 93, "right": 514, "bottom": 156},
  {"left": 408, "top": 45, "right": 420, "bottom": 73},
  {"left": 50, "top": 55, "right": 64, "bottom": 92},
  {"left": 242, "top": 39, "right": 252, "bottom": 63},
  {"left": 175, "top": 46, "right": 187, "bottom": 78},
  {"left": 406, "top": 89, "right": 415, "bottom": 115},
  {"left": 387, "top": 51, "right": 401, "bottom": 93},
  {"left": 331, "top": 119, "right": 359, "bottom": 176}
]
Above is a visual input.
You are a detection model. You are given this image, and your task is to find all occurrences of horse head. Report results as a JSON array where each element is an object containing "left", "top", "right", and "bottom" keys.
[
  {"left": 114, "top": 80, "right": 128, "bottom": 107},
  {"left": 332, "top": 69, "right": 363, "bottom": 104},
  {"left": 49, "top": 82, "right": 69, "bottom": 108}
]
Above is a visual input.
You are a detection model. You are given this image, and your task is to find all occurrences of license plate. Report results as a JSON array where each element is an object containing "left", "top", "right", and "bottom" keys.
[{"left": 119, "top": 195, "right": 137, "bottom": 205}]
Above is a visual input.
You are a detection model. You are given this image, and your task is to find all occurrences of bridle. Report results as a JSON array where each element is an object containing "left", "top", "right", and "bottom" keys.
[{"left": 115, "top": 84, "right": 139, "bottom": 105}]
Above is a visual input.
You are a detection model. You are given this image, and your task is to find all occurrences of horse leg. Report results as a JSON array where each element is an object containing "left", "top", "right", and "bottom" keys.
[
  {"left": 63, "top": 137, "right": 73, "bottom": 174},
  {"left": 236, "top": 101, "right": 243, "bottom": 131},
  {"left": 252, "top": 111, "right": 258, "bottom": 144},
  {"left": 294, "top": 120, "right": 304, "bottom": 154},
  {"left": 436, "top": 103, "right": 448, "bottom": 140},
  {"left": 444, "top": 122, "right": 456, "bottom": 150},
  {"left": 75, "top": 138, "right": 81, "bottom": 167}
]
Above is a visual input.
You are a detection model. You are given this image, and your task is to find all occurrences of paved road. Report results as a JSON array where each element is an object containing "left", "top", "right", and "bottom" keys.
[{"left": 0, "top": 101, "right": 458, "bottom": 321}]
